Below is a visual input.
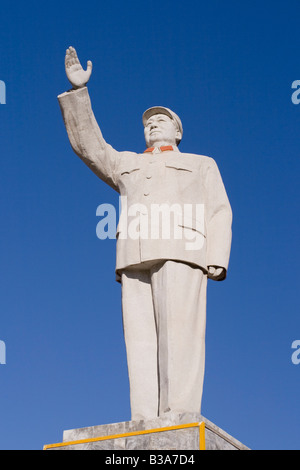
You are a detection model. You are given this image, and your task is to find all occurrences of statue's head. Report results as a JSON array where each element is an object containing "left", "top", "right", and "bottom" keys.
[{"left": 142, "top": 106, "right": 183, "bottom": 148}]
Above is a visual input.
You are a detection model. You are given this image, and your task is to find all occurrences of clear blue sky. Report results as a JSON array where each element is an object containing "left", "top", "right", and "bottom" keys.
[{"left": 0, "top": 0, "right": 299, "bottom": 450}]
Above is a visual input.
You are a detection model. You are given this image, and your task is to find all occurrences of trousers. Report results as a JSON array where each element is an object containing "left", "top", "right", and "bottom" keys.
[{"left": 121, "top": 259, "right": 207, "bottom": 420}]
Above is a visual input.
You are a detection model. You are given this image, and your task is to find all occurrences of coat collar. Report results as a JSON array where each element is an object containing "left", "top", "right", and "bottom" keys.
[{"left": 143, "top": 145, "right": 179, "bottom": 154}]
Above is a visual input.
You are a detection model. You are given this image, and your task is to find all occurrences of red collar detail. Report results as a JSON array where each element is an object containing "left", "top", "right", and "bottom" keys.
[
  {"left": 144, "top": 147, "right": 155, "bottom": 153},
  {"left": 143, "top": 145, "right": 175, "bottom": 153},
  {"left": 160, "top": 145, "right": 174, "bottom": 152}
]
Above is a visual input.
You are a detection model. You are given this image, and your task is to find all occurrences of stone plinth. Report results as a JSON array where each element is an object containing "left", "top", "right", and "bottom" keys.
[{"left": 44, "top": 413, "right": 249, "bottom": 450}]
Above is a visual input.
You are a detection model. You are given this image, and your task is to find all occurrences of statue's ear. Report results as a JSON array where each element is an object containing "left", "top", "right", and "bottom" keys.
[{"left": 176, "top": 130, "right": 182, "bottom": 143}]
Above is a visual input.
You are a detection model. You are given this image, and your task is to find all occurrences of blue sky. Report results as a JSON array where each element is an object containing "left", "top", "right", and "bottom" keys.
[{"left": 0, "top": 0, "right": 299, "bottom": 450}]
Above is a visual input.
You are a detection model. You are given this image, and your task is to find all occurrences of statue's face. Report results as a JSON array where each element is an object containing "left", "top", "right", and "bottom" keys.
[{"left": 144, "top": 113, "right": 181, "bottom": 147}]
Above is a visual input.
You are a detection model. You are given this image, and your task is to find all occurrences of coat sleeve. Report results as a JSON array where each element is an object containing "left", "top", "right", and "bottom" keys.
[
  {"left": 204, "top": 157, "right": 232, "bottom": 280},
  {"left": 58, "top": 86, "right": 121, "bottom": 191}
]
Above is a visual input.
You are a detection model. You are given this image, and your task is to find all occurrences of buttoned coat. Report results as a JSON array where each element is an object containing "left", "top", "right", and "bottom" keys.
[{"left": 58, "top": 87, "right": 232, "bottom": 280}]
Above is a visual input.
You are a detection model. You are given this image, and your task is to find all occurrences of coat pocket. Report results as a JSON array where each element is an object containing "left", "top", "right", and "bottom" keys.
[
  {"left": 165, "top": 160, "right": 194, "bottom": 172},
  {"left": 120, "top": 166, "right": 141, "bottom": 176},
  {"left": 177, "top": 214, "right": 206, "bottom": 237},
  {"left": 165, "top": 160, "right": 194, "bottom": 192},
  {"left": 177, "top": 213, "right": 206, "bottom": 251},
  {"left": 117, "top": 164, "right": 141, "bottom": 188}
]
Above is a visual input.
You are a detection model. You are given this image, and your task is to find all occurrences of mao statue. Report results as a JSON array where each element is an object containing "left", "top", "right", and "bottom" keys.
[{"left": 58, "top": 47, "right": 232, "bottom": 421}]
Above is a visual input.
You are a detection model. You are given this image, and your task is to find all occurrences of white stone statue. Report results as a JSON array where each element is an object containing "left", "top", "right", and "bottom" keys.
[{"left": 58, "top": 47, "right": 232, "bottom": 421}]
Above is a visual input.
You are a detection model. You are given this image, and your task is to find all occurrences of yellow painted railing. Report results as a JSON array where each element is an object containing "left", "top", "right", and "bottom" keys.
[{"left": 43, "top": 421, "right": 206, "bottom": 450}]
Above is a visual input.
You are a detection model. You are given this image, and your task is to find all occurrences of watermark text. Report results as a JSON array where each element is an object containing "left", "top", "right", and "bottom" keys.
[
  {"left": 96, "top": 197, "right": 205, "bottom": 251},
  {"left": 0, "top": 340, "right": 6, "bottom": 364},
  {"left": 291, "top": 80, "right": 300, "bottom": 104},
  {"left": 291, "top": 340, "right": 300, "bottom": 365},
  {"left": 0, "top": 80, "right": 6, "bottom": 104}
]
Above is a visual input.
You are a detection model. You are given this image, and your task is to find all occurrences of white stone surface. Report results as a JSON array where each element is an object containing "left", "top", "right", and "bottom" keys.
[
  {"left": 45, "top": 414, "right": 250, "bottom": 450},
  {"left": 58, "top": 47, "right": 232, "bottom": 421}
]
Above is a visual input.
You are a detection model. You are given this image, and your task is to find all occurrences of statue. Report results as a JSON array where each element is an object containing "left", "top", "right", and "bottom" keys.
[{"left": 58, "top": 47, "right": 232, "bottom": 421}]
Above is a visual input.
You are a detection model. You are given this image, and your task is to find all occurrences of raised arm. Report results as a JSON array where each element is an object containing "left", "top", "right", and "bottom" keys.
[{"left": 58, "top": 47, "right": 121, "bottom": 191}]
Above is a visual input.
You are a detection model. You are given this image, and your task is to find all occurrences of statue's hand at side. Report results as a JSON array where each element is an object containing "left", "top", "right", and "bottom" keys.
[
  {"left": 207, "top": 266, "right": 226, "bottom": 281},
  {"left": 65, "top": 46, "right": 92, "bottom": 89}
]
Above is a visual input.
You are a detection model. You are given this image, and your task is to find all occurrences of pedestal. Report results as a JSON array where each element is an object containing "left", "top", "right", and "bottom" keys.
[{"left": 44, "top": 413, "right": 249, "bottom": 450}]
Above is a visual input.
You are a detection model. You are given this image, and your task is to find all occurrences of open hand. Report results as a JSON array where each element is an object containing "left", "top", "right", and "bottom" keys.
[{"left": 65, "top": 46, "right": 92, "bottom": 89}]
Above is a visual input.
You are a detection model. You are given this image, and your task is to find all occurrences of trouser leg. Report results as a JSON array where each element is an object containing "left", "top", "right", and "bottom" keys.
[
  {"left": 150, "top": 260, "right": 207, "bottom": 416},
  {"left": 121, "top": 269, "right": 159, "bottom": 420}
]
